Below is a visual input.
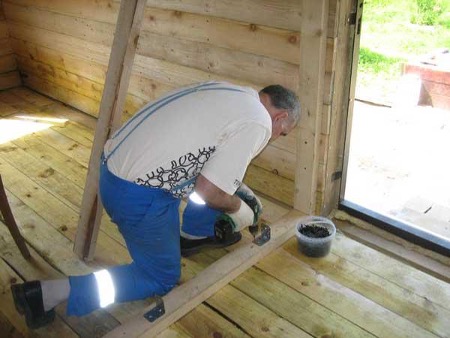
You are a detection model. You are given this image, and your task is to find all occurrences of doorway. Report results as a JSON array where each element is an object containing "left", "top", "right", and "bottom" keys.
[{"left": 340, "top": 0, "right": 450, "bottom": 254}]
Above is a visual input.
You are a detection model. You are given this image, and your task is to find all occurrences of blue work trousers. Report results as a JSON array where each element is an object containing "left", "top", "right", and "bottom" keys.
[{"left": 66, "top": 162, "right": 219, "bottom": 316}]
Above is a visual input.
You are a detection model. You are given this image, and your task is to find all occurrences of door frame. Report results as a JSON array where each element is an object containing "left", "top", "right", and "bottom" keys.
[{"left": 337, "top": 0, "right": 450, "bottom": 256}]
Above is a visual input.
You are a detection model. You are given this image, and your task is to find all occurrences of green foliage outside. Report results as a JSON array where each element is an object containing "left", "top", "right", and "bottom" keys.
[{"left": 357, "top": 0, "right": 450, "bottom": 101}]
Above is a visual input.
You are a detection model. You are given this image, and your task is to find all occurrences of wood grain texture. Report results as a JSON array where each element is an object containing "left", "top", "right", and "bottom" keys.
[{"left": 294, "top": 0, "right": 329, "bottom": 214}]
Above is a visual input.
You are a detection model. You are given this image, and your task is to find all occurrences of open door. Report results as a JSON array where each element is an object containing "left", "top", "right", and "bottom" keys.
[{"left": 340, "top": 0, "right": 450, "bottom": 256}]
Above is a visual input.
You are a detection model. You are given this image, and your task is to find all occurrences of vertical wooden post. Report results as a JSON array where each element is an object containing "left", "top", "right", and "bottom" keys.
[
  {"left": 0, "top": 175, "right": 31, "bottom": 259},
  {"left": 74, "top": 0, "right": 146, "bottom": 260},
  {"left": 294, "top": 0, "right": 329, "bottom": 214}
]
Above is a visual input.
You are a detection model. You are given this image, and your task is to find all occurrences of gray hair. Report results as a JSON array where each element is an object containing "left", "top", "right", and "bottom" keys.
[{"left": 260, "top": 85, "right": 300, "bottom": 125}]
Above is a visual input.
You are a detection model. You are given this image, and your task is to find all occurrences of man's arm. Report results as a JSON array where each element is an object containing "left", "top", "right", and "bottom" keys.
[{"left": 194, "top": 174, "right": 241, "bottom": 213}]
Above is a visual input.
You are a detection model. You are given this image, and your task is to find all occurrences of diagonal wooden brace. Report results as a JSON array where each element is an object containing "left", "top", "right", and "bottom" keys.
[
  {"left": 73, "top": 0, "right": 146, "bottom": 260},
  {"left": 0, "top": 175, "right": 31, "bottom": 259},
  {"left": 104, "top": 210, "right": 303, "bottom": 337}
]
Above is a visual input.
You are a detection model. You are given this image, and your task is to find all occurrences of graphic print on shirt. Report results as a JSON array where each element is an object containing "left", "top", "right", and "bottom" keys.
[{"left": 135, "top": 146, "right": 216, "bottom": 198}]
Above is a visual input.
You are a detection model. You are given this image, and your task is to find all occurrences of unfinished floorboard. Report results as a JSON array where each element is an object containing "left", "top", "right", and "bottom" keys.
[
  {"left": 282, "top": 237, "right": 449, "bottom": 337},
  {"left": 257, "top": 244, "right": 438, "bottom": 338},
  {"left": 0, "top": 161, "right": 130, "bottom": 266},
  {"left": 335, "top": 217, "right": 450, "bottom": 282},
  {"left": 0, "top": 144, "right": 84, "bottom": 210},
  {"left": 189, "top": 252, "right": 373, "bottom": 338}
]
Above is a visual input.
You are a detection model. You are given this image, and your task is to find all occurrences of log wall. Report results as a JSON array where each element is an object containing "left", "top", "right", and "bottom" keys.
[
  {"left": 0, "top": 0, "right": 20, "bottom": 90},
  {"left": 2, "top": 0, "right": 353, "bottom": 214}
]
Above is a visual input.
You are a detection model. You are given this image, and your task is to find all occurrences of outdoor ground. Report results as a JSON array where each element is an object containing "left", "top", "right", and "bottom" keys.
[{"left": 345, "top": 99, "right": 450, "bottom": 240}]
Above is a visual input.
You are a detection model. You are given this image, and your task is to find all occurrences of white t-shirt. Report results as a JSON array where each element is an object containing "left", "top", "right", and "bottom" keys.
[{"left": 104, "top": 81, "right": 272, "bottom": 198}]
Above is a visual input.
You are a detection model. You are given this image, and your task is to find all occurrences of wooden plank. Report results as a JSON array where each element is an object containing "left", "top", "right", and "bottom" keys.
[
  {"left": 0, "top": 311, "right": 24, "bottom": 338},
  {"left": 170, "top": 306, "right": 249, "bottom": 338},
  {"left": 3, "top": 2, "right": 115, "bottom": 47},
  {"left": 16, "top": 54, "right": 146, "bottom": 115},
  {"left": 258, "top": 244, "right": 441, "bottom": 338},
  {"left": 9, "top": 23, "right": 260, "bottom": 90},
  {"left": 6, "top": 0, "right": 120, "bottom": 24},
  {"left": 144, "top": 0, "right": 303, "bottom": 32},
  {"left": 6, "top": 2, "right": 301, "bottom": 64},
  {"left": 192, "top": 250, "right": 375, "bottom": 338},
  {"left": 0, "top": 100, "right": 17, "bottom": 117},
  {"left": 0, "top": 92, "right": 127, "bottom": 248},
  {"left": 294, "top": 0, "right": 329, "bottom": 214},
  {"left": 11, "top": 37, "right": 175, "bottom": 102},
  {"left": 0, "top": 21, "right": 9, "bottom": 39},
  {"left": 22, "top": 74, "right": 102, "bottom": 117},
  {"left": 0, "top": 71, "right": 21, "bottom": 89},
  {"left": 180, "top": 255, "right": 312, "bottom": 338},
  {"left": 252, "top": 144, "right": 296, "bottom": 181},
  {"left": 0, "top": 53, "right": 16, "bottom": 72},
  {"left": 335, "top": 218, "right": 450, "bottom": 283},
  {"left": 281, "top": 236, "right": 450, "bottom": 337},
  {"left": 244, "top": 164, "right": 294, "bottom": 206},
  {"left": 0, "top": 159, "right": 131, "bottom": 266},
  {"left": 0, "top": 174, "right": 30, "bottom": 258},
  {"left": 11, "top": 37, "right": 108, "bottom": 84},
  {"left": 6, "top": 1, "right": 298, "bottom": 90},
  {"left": 141, "top": 7, "right": 300, "bottom": 64},
  {"left": 137, "top": 30, "right": 299, "bottom": 91},
  {"left": 330, "top": 233, "right": 450, "bottom": 311},
  {"left": 74, "top": 0, "right": 146, "bottom": 260},
  {"left": 0, "top": 143, "right": 83, "bottom": 211},
  {"left": 0, "top": 37, "right": 14, "bottom": 56},
  {"left": 105, "top": 210, "right": 304, "bottom": 337}
]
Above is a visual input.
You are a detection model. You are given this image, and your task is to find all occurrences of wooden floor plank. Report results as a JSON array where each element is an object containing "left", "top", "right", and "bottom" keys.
[
  {"left": 190, "top": 251, "right": 374, "bottom": 338},
  {"left": 0, "top": 143, "right": 83, "bottom": 210},
  {"left": 281, "top": 237, "right": 448, "bottom": 337},
  {"left": 331, "top": 232, "right": 450, "bottom": 310},
  {"left": 0, "top": 310, "right": 25, "bottom": 338},
  {"left": 168, "top": 306, "right": 250, "bottom": 338},
  {"left": 11, "top": 133, "right": 88, "bottom": 188},
  {"left": 260, "top": 247, "right": 441, "bottom": 338},
  {"left": 0, "top": 160, "right": 130, "bottom": 267},
  {"left": 4, "top": 134, "right": 125, "bottom": 247}
]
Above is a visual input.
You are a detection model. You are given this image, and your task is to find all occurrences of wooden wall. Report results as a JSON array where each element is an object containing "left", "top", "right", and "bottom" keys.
[
  {"left": 0, "top": 0, "right": 20, "bottom": 90},
  {"left": 2, "top": 0, "right": 353, "bottom": 214}
]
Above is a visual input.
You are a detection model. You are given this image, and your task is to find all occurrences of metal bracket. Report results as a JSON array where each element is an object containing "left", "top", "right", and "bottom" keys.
[
  {"left": 143, "top": 296, "right": 165, "bottom": 322},
  {"left": 253, "top": 224, "right": 271, "bottom": 246}
]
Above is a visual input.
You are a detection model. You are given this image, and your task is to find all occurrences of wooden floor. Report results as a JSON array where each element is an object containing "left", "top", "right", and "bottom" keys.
[{"left": 0, "top": 87, "right": 449, "bottom": 338}]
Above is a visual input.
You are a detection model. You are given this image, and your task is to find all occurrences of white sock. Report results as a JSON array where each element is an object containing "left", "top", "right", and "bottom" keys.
[
  {"left": 41, "top": 279, "right": 70, "bottom": 312},
  {"left": 180, "top": 230, "right": 207, "bottom": 240}
]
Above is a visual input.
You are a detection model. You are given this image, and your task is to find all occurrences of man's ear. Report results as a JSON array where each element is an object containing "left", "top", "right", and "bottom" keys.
[{"left": 274, "top": 110, "right": 288, "bottom": 121}]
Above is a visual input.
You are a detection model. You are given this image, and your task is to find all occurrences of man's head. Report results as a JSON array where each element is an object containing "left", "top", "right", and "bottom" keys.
[{"left": 259, "top": 85, "right": 300, "bottom": 140}]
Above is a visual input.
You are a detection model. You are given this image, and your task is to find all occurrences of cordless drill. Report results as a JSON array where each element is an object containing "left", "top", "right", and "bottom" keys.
[{"left": 214, "top": 216, "right": 259, "bottom": 242}]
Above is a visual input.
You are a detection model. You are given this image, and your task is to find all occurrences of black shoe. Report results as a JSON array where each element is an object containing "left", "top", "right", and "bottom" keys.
[
  {"left": 11, "top": 281, "right": 55, "bottom": 329},
  {"left": 180, "top": 232, "right": 242, "bottom": 257}
]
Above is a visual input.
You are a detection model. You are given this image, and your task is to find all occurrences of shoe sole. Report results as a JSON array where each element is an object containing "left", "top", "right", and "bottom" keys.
[
  {"left": 11, "top": 284, "right": 55, "bottom": 329},
  {"left": 11, "top": 284, "right": 26, "bottom": 315},
  {"left": 181, "top": 233, "right": 242, "bottom": 257}
]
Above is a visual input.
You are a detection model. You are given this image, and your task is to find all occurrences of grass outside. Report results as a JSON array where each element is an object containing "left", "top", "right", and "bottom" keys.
[{"left": 357, "top": 0, "right": 450, "bottom": 103}]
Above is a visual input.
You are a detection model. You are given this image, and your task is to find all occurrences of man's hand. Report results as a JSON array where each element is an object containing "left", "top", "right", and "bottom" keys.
[
  {"left": 235, "top": 183, "right": 263, "bottom": 224},
  {"left": 218, "top": 201, "right": 254, "bottom": 232}
]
